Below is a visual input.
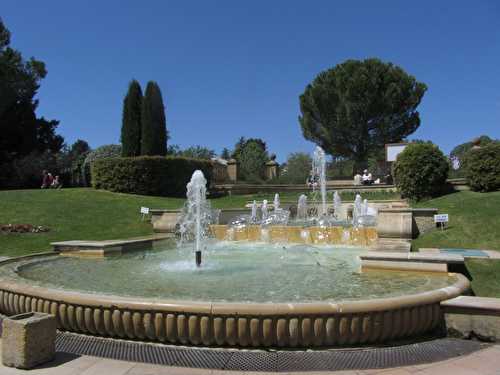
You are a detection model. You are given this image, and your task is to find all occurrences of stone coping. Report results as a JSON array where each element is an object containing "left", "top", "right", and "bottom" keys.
[
  {"left": 50, "top": 235, "right": 171, "bottom": 249},
  {"left": 378, "top": 208, "right": 438, "bottom": 213},
  {"left": 360, "top": 252, "right": 464, "bottom": 264},
  {"left": 441, "top": 296, "right": 500, "bottom": 316},
  {"left": 0, "top": 252, "right": 470, "bottom": 348}
]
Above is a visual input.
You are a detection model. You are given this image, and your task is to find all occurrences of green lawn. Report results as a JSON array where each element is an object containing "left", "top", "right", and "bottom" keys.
[
  {"left": 0, "top": 188, "right": 400, "bottom": 256},
  {"left": 412, "top": 190, "right": 500, "bottom": 252},
  {"left": 465, "top": 259, "right": 500, "bottom": 298},
  {"left": 411, "top": 190, "right": 500, "bottom": 298}
]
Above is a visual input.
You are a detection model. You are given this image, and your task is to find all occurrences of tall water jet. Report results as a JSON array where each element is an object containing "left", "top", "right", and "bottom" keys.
[
  {"left": 297, "top": 194, "right": 308, "bottom": 221},
  {"left": 361, "top": 199, "right": 369, "bottom": 216},
  {"left": 178, "top": 170, "right": 211, "bottom": 267},
  {"left": 313, "top": 146, "right": 327, "bottom": 216},
  {"left": 274, "top": 193, "right": 280, "bottom": 212},
  {"left": 251, "top": 200, "right": 258, "bottom": 223},
  {"left": 352, "top": 194, "right": 362, "bottom": 227},
  {"left": 333, "top": 191, "right": 342, "bottom": 220},
  {"left": 261, "top": 200, "right": 269, "bottom": 222}
]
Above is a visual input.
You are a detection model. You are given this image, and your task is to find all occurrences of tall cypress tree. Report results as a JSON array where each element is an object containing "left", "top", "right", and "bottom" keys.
[
  {"left": 141, "top": 81, "right": 167, "bottom": 156},
  {"left": 121, "top": 80, "right": 143, "bottom": 156}
]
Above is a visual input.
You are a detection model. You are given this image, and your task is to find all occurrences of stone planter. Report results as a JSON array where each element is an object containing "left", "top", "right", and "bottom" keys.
[
  {"left": 150, "top": 209, "right": 181, "bottom": 233},
  {"left": 2, "top": 312, "right": 56, "bottom": 369}
]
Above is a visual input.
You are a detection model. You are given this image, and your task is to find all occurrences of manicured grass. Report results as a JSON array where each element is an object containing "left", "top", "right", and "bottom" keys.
[
  {"left": 0, "top": 188, "right": 185, "bottom": 257},
  {"left": 465, "top": 259, "right": 500, "bottom": 298},
  {"left": 0, "top": 187, "right": 400, "bottom": 257},
  {"left": 412, "top": 190, "right": 500, "bottom": 252}
]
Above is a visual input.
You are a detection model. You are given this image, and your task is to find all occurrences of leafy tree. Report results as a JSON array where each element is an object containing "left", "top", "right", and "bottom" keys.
[
  {"left": 231, "top": 137, "right": 267, "bottom": 160},
  {"left": 0, "top": 19, "right": 63, "bottom": 187},
  {"left": 141, "top": 81, "right": 167, "bottom": 156},
  {"left": 167, "top": 144, "right": 181, "bottom": 156},
  {"left": 450, "top": 135, "right": 497, "bottom": 163},
  {"left": 299, "top": 58, "right": 427, "bottom": 171},
  {"left": 220, "top": 148, "right": 231, "bottom": 160},
  {"left": 180, "top": 145, "right": 215, "bottom": 160},
  {"left": 281, "top": 152, "right": 312, "bottom": 184},
  {"left": 70, "top": 139, "right": 91, "bottom": 157},
  {"left": 239, "top": 141, "right": 269, "bottom": 182},
  {"left": 121, "top": 80, "right": 143, "bottom": 156}
]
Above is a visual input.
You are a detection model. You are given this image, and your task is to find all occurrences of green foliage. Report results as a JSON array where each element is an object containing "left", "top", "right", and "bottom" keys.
[
  {"left": 141, "top": 81, "right": 167, "bottom": 156},
  {"left": 232, "top": 137, "right": 267, "bottom": 160},
  {"left": 393, "top": 142, "right": 449, "bottom": 201},
  {"left": 179, "top": 145, "right": 215, "bottom": 160},
  {"left": 121, "top": 80, "right": 143, "bottom": 156},
  {"left": 299, "top": 58, "right": 426, "bottom": 170},
  {"left": 281, "top": 152, "right": 312, "bottom": 184},
  {"left": 450, "top": 135, "right": 496, "bottom": 161},
  {"left": 463, "top": 143, "right": 500, "bottom": 192},
  {"left": 220, "top": 148, "right": 231, "bottom": 160},
  {"left": 0, "top": 19, "right": 63, "bottom": 171},
  {"left": 82, "top": 144, "right": 121, "bottom": 186},
  {"left": 238, "top": 141, "right": 269, "bottom": 182},
  {"left": 91, "top": 156, "right": 213, "bottom": 197}
]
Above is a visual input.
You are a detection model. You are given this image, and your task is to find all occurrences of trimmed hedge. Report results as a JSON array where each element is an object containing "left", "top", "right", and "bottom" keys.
[
  {"left": 463, "top": 143, "right": 500, "bottom": 192},
  {"left": 393, "top": 142, "right": 449, "bottom": 201},
  {"left": 91, "top": 156, "right": 213, "bottom": 197}
]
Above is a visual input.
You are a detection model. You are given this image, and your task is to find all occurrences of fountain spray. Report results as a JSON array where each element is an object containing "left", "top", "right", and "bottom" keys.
[
  {"left": 274, "top": 193, "right": 280, "bottom": 212},
  {"left": 297, "top": 194, "right": 308, "bottom": 221},
  {"left": 180, "top": 170, "right": 209, "bottom": 267},
  {"left": 313, "top": 146, "right": 327, "bottom": 216},
  {"left": 333, "top": 191, "right": 342, "bottom": 220},
  {"left": 251, "top": 200, "right": 257, "bottom": 223}
]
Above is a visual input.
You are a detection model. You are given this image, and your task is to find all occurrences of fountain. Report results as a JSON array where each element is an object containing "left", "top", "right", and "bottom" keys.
[
  {"left": 297, "top": 194, "right": 308, "bottom": 221},
  {"left": 0, "top": 165, "right": 469, "bottom": 348},
  {"left": 178, "top": 170, "right": 211, "bottom": 267},
  {"left": 333, "top": 191, "right": 342, "bottom": 220},
  {"left": 251, "top": 200, "right": 258, "bottom": 223},
  {"left": 273, "top": 193, "right": 280, "bottom": 212},
  {"left": 312, "top": 146, "right": 327, "bottom": 216},
  {"left": 261, "top": 199, "right": 269, "bottom": 221}
]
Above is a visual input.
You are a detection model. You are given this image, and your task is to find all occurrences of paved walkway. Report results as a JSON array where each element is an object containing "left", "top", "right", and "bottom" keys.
[{"left": 0, "top": 341, "right": 499, "bottom": 374}]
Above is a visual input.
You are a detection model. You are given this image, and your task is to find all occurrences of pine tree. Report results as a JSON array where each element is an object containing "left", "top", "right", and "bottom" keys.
[
  {"left": 121, "top": 80, "right": 143, "bottom": 156},
  {"left": 141, "top": 81, "right": 167, "bottom": 156}
]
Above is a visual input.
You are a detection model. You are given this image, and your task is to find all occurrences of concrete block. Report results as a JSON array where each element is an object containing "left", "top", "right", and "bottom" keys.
[{"left": 2, "top": 312, "right": 56, "bottom": 369}]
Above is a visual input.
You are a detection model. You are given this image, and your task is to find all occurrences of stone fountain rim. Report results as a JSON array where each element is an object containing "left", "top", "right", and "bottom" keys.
[{"left": 0, "top": 252, "right": 469, "bottom": 316}]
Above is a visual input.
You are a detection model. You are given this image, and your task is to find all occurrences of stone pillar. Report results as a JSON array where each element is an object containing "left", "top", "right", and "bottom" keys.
[
  {"left": 2, "top": 312, "right": 56, "bottom": 369},
  {"left": 265, "top": 160, "right": 279, "bottom": 180},
  {"left": 227, "top": 159, "right": 239, "bottom": 182}
]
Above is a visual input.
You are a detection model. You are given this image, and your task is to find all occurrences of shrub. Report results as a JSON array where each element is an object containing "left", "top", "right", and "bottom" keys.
[
  {"left": 82, "top": 144, "right": 122, "bottom": 186},
  {"left": 463, "top": 143, "right": 500, "bottom": 192},
  {"left": 91, "top": 156, "right": 213, "bottom": 197},
  {"left": 393, "top": 142, "right": 449, "bottom": 201}
]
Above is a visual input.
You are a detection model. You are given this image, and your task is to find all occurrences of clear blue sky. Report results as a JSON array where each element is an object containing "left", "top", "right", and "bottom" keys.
[{"left": 3, "top": 1, "right": 499, "bottom": 161}]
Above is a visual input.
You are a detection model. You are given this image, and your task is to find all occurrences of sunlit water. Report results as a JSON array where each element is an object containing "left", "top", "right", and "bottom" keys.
[{"left": 3, "top": 242, "right": 457, "bottom": 303}]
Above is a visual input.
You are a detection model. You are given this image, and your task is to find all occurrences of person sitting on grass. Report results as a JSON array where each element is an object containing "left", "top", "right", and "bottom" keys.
[
  {"left": 41, "top": 170, "right": 53, "bottom": 188},
  {"left": 51, "top": 175, "right": 62, "bottom": 189},
  {"left": 362, "top": 169, "right": 373, "bottom": 185}
]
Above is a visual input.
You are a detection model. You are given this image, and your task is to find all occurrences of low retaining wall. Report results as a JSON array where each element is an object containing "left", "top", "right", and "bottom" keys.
[{"left": 376, "top": 208, "right": 438, "bottom": 239}]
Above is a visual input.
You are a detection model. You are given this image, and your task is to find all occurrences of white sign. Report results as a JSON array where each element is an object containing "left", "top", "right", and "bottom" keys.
[
  {"left": 140, "top": 207, "right": 150, "bottom": 215},
  {"left": 386, "top": 143, "right": 408, "bottom": 162},
  {"left": 434, "top": 214, "right": 449, "bottom": 223}
]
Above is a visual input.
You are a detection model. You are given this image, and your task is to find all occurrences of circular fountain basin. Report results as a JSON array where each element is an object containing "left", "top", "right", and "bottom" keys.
[{"left": 0, "top": 242, "right": 469, "bottom": 348}]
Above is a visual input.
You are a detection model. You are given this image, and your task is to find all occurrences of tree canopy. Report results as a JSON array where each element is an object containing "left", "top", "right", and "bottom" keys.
[
  {"left": 141, "top": 81, "right": 167, "bottom": 156},
  {"left": 299, "top": 58, "right": 427, "bottom": 170},
  {"left": 121, "top": 80, "right": 143, "bottom": 156},
  {"left": 0, "top": 19, "right": 63, "bottom": 169}
]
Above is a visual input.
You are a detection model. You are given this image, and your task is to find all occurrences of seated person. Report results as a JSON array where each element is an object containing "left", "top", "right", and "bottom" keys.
[
  {"left": 362, "top": 169, "right": 373, "bottom": 185},
  {"left": 51, "top": 175, "right": 62, "bottom": 189}
]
